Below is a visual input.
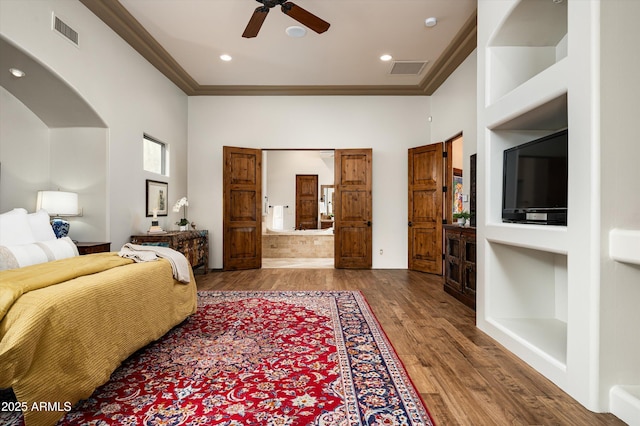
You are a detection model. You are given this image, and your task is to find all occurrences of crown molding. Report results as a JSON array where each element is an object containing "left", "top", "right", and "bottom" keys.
[
  {"left": 80, "top": 0, "right": 476, "bottom": 96},
  {"left": 192, "top": 85, "right": 428, "bottom": 96},
  {"left": 420, "top": 9, "right": 477, "bottom": 95}
]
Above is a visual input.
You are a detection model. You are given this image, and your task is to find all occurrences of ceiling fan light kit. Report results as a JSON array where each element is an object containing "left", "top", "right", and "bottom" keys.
[
  {"left": 242, "top": 0, "right": 330, "bottom": 38},
  {"left": 285, "top": 25, "right": 307, "bottom": 38}
]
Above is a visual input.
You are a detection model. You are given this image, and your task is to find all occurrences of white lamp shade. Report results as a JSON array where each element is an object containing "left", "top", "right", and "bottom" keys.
[{"left": 36, "top": 191, "right": 78, "bottom": 216}]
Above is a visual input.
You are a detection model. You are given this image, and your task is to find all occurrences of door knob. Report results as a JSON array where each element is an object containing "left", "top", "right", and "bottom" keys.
[{"left": 408, "top": 221, "right": 413, "bottom": 227}]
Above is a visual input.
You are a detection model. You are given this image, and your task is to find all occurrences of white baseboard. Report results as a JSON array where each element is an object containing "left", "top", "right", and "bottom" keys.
[{"left": 610, "top": 385, "right": 640, "bottom": 426}]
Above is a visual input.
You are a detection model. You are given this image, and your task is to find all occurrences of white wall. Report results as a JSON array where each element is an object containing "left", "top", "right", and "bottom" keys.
[
  {"left": 0, "top": 0, "right": 188, "bottom": 248},
  {"left": 599, "top": 0, "right": 640, "bottom": 409},
  {"left": 264, "top": 150, "right": 334, "bottom": 231},
  {"left": 0, "top": 87, "right": 49, "bottom": 211},
  {"left": 188, "top": 96, "right": 431, "bottom": 269},
  {"left": 49, "top": 128, "right": 108, "bottom": 242},
  {"left": 431, "top": 50, "right": 478, "bottom": 213},
  {"left": 0, "top": 89, "right": 107, "bottom": 241}
]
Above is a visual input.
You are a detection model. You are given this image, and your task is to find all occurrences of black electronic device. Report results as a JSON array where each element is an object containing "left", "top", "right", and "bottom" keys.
[{"left": 502, "top": 129, "right": 568, "bottom": 225}]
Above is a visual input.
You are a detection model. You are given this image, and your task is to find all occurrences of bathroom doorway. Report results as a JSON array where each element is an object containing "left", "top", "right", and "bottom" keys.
[
  {"left": 445, "top": 133, "right": 464, "bottom": 225},
  {"left": 262, "top": 150, "right": 335, "bottom": 268}
]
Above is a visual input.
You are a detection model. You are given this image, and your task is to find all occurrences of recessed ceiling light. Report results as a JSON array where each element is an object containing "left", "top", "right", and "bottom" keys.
[
  {"left": 380, "top": 54, "right": 393, "bottom": 62},
  {"left": 220, "top": 54, "right": 232, "bottom": 62},
  {"left": 9, "top": 68, "right": 26, "bottom": 78},
  {"left": 286, "top": 26, "right": 307, "bottom": 38},
  {"left": 425, "top": 17, "right": 437, "bottom": 27}
]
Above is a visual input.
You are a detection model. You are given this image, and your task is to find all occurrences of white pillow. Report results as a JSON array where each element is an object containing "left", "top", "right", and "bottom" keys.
[
  {"left": 28, "top": 209, "right": 57, "bottom": 241},
  {"left": 0, "top": 237, "right": 79, "bottom": 270},
  {"left": 0, "top": 208, "right": 36, "bottom": 246}
]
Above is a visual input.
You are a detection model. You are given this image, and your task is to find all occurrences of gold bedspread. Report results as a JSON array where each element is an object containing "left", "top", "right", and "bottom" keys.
[{"left": 0, "top": 253, "right": 197, "bottom": 426}]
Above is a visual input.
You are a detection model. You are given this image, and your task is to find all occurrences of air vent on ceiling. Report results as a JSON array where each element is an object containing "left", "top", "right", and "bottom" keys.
[
  {"left": 390, "top": 61, "right": 428, "bottom": 75},
  {"left": 52, "top": 14, "right": 79, "bottom": 46}
]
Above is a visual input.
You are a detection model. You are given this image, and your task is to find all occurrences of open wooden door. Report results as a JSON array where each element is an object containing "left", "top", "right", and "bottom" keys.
[
  {"left": 334, "top": 148, "right": 372, "bottom": 269},
  {"left": 295, "top": 174, "right": 318, "bottom": 230},
  {"left": 408, "top": 143, "right": 444, "bottom": 274},
  {"left": 223, "top": 146, "right": 262, "bottom": 270}
]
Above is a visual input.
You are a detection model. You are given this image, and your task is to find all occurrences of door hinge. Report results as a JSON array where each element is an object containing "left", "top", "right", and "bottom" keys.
[
  {"left": 443, "top": 151, "right": 448, "bottom": 158},
  {"left": 443, "top": 186, "right": 447, "bottom": 193},
  {"left": 442, "top": 253, "right": 446, "bottom": 260},
  {"left": 443, "top": 218, "right": 448, "bottom": 225}
]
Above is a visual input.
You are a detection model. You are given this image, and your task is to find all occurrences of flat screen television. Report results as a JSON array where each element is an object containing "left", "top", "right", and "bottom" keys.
[{"left": 502, "top": 129, "right": 568, "bottom": 225}]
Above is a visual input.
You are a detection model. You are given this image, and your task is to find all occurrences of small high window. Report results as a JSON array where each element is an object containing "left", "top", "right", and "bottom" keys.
[{"left": 143, "top": 134, "right": 168, "bottom": 175}]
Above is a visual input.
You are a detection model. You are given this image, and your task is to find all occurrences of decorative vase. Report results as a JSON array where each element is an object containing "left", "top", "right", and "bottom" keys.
[
  {"left": 51, "top": 218, "right": 70, "bottom": 238},
  {"left": 180, "top": 225, "right": 188, "bottom": 231}
]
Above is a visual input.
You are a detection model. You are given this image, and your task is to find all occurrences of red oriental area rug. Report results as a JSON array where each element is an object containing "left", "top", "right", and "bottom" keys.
[{"left": 16, "top": 291, "right": 436, "bottom": 425}]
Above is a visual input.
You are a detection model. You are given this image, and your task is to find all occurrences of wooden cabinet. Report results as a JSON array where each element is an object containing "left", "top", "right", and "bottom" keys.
[
  {"left": 443, "top": 225, "right": 476, "bottom": 310},
  {"left": 76, "top": 242, "right": 111, "bottom": 255},
  {"left": 130, "top": 230, "right": 209, "bottom": 274}
]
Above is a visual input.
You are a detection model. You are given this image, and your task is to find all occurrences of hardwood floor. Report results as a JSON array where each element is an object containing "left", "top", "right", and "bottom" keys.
[{"left": 195, "top": 268, "right": 625, "bottom": 426}]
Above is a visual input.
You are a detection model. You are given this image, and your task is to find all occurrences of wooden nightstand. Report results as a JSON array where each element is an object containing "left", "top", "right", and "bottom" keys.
[{"left": 76, "top": 242, "right": 111, "bottom": 255}]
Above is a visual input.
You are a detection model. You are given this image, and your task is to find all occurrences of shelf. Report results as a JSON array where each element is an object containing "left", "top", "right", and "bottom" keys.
[
  {"left": 477, "top": 0, "right": 639, "bottom": 414},
  {"left": 485, "top": 223, "right": 568, "bottom": 254},
  {"left": 487, "top": 0, "right": 568, "bottom": 104},
  {"left": 484, "top": 242, "right": 568, "bottom": 369},
  {"left": 489, "top": 0, "right": 567, "bottom": 48},
  {"left": 609, "top": 229, "right": 640, "bottom": 265},
  {"left": 488, "top": 317, "right": 567, "bottom": 368},
  {"left": 486, "top": 58, "right": 568, "bottom": 130}
]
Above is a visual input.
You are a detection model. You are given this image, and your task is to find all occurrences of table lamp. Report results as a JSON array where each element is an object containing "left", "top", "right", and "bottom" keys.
[{"left": 36, "top": 190, "right": 79, "bottom": 238}]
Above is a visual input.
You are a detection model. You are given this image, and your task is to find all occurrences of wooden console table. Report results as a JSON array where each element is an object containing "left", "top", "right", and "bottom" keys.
[
  {"left": 443, "top": 225, "right": 476, "bottom": 310},
  {"left": 130, "top": 230, "right": 209, "bottom": 274}
]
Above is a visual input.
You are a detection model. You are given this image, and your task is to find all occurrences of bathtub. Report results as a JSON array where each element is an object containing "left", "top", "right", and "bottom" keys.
[
  {"left": 264, "top": 227, "right": 334, "bottom": 235},
  {"left": 262, "top": 227, "right": 334, "bottom": 258}
]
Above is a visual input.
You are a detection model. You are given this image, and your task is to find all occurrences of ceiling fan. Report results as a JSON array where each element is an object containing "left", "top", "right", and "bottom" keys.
[{"left": 242, "top": 0, "right": 330, "bottom": 38}]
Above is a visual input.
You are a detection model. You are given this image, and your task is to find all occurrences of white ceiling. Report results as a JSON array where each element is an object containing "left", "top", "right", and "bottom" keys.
[{"left": 82, "top": 0, "right": 478, "bottom": 95}]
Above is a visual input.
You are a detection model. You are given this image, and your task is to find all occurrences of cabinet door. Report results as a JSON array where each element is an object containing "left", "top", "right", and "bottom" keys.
[
  {"left": 177, "top": 239, "right": 194, "bottom": 266},
  {"left": 445, "top": 231, "right": 463, "bottom": 292},
  {"left": 462, "top": 235, "right": 476, "bottom": 299}
]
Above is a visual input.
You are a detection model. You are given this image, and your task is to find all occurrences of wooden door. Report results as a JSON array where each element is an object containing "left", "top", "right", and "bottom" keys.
[
  {"left": 223, "top": 146, "right": 262, "bottom": 270},
  {"left": 408, "top": 143, "right": 444, "bottom": 274},
  {"left": 334, "top": 148, "right": 372, "bottom": 269},
  {"left": 296, "top": 174, "right": 318, "bottom": 230}
]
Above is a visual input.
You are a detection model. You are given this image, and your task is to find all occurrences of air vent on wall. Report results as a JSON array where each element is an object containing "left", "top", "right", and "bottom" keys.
[
  {"left": 52, "top": 14, "right": 79, "bottom": 46},
  {"left": 390, "top": 61, "right": 428, "bottom": 75}
]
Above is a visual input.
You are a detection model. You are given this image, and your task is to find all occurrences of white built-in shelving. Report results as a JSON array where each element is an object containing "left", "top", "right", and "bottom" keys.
[
  {"left": 478, "top": 0, "right": 584, "bottom": 411},
  {"left": 478, "top": 0, "right": 640, "bottom": 419},
  {"left": 481, "top": 0, "right": 570, "bottom": 375}
]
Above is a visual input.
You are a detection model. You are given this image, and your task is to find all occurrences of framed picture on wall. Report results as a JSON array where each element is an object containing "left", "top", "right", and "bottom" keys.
[
  {"left": 453, "top": 168, "right": 463, "bottom": 215},
  {"left": 146, "top": 179, "right": 168, "bottom": 217}
]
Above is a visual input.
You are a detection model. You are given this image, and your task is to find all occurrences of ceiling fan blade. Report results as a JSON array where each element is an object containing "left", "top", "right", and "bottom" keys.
[
  {"left": 281, "top": 2, "right": 330, "bottom": 34},
  {"left": 242, "top": 7, "right": 269, "bottom": 38}
]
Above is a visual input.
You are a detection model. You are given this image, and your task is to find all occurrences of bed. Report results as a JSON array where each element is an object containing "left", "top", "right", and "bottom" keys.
[{"left": 0, "top": 208, "right": 197, "bottom": 426}]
